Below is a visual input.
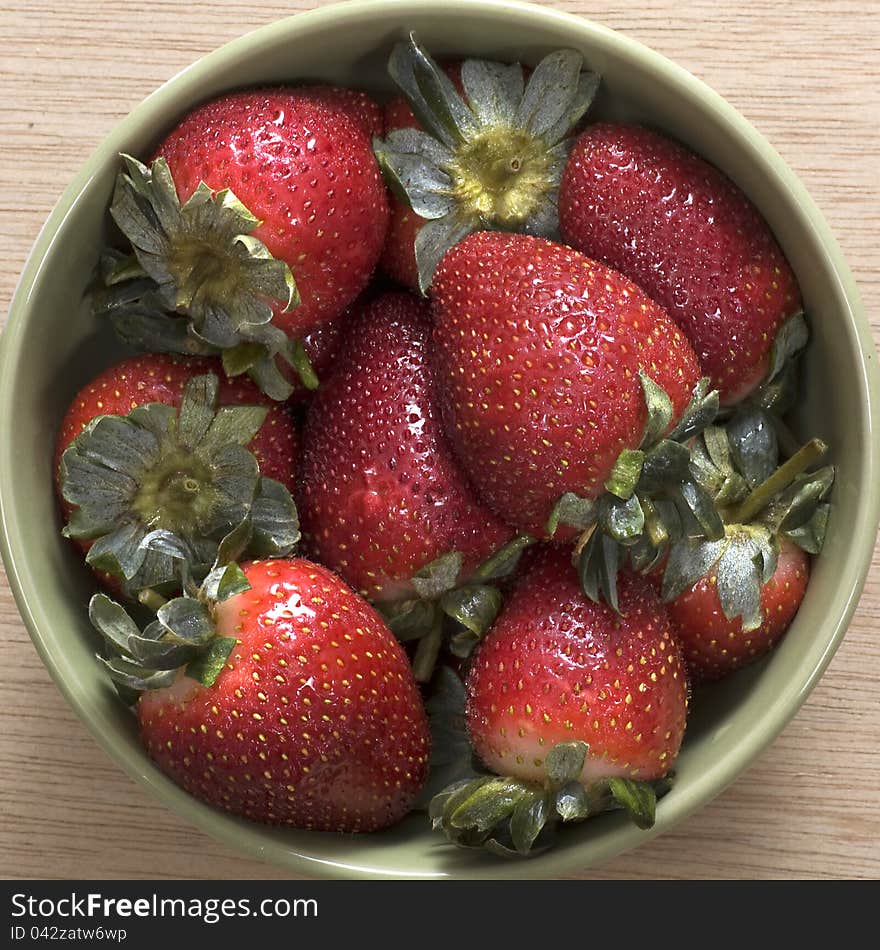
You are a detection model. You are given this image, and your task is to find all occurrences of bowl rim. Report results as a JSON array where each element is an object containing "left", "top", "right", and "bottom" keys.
[{"left": 1, "top": 0, "right": 879, "bottom": 879}]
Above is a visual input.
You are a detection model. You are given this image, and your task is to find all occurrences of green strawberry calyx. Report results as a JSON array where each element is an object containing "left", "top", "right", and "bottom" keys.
[
  {"left": 373, "top": 33, "right": 600, "bottom": 292},
  {"left": 661, "top": 417, "right": 833, "bottom": 629},
  {"left": 736, "top": 310, "right": 810, "bottom": 417},
  {"left": 418, "top": 668, "right": 669, "bottom": 858},
  {"left": 59, "top": 372, "right": 300, "bottom": 597},
  {"left": 89, "top": 523, "right": 259, "bottom": 700},
  {"left": 548, "top": 373, "right": 723, "bottom": 610},
  {"left": 378, "top": 534, "right": 535, "bottom": 682},
  {"left": 429, "top": 736, "right": 670, "bottom": 858},
  {"left": 100, "top": 155, "right": 316, "bottom": 401}
]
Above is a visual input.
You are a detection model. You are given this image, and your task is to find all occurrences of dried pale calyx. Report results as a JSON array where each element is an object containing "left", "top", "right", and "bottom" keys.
[
  {"left": 59, "top": 372, "right": 300, "bottom": 596},
  {"left": 90, "top": 520, "right": 259, "bottom": 700},
  {"left": 373, "top": 33, "right": 601, "bottom": 292},
  {"left": 95, "top": 155, "right": 316, "bottom": 400}
]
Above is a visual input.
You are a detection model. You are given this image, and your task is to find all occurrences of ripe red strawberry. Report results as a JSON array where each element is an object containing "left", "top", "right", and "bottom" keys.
[
  {"left": 373, "top": 37, "right": 599, "bottom": 293},
  {"left": 97, "top": 558, "right": 430, "bottom": 832},
  {"left": 56, "top": 353, "right": 300, "bottom": 595},
  {"left": 466, "top": 546, "right": 688, "bottom": 784},
  {"left": 658, "top": 525, "right": 810, "bottom": 683},
  {"left": 656, "top": 411, "right": 832, "bottom": 683},
  {"left": 104, "top": 87, "right": 389, "bottom": 400},
  {"left": 558, "top": 123, "right": 802, "bottom": 404},
  {"left": 55, "top": 353, "right": 297, "bottom": 490},
  {"left": 430, "top": 230, "right": 702, "bottom": 538},
  {"left": 151, "top": 87, "right": 389, "bottom": 338},
  {"left": 663, "top": 530, "right": 810, "bottom": 684},
  {"left": 297, "top": 290, "right": 514, "bottom": 602}
]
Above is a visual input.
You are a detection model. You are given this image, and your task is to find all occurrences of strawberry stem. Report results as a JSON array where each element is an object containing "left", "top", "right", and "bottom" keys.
[
  {"left": 412, "top": 610, "right": 444, "bottom": 683},
  {"left": 573, "top": 522, "right": 597, "bottom": 561},
  {"left": 138, "top": 588, "right": 168, "bottom": 612},
  {"left": 638, "top": 494, "right": 668, "bottom": 548},
  {"left": 731, "top": 437, "right": 828, "bottom": 524}
]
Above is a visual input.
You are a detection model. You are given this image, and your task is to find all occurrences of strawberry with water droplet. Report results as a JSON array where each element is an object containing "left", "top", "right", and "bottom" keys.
[
  {"left": 428, "top": 545, "right": 687, "bottom": 856},
  {"left": 558, "top": 123, "right": 803, "bottom": 404},
  {"left": 297, "top": 290, "right": 515, "bottom": 604},
  {"left": 91, "top": 556, "right": 431, "bottom": 832},
  {"left": 430, "top": 230, "right": 702, "bottom": 540},
  {"left": 101, "top": 86, "right": 389, "bottom": 398}
]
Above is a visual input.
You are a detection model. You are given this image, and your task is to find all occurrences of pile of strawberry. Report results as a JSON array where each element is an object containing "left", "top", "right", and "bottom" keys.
[{"left": 55, "top": 34, "right": 834, "bottom": 857}]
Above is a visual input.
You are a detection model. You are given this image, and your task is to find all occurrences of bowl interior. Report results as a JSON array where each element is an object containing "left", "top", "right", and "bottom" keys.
[{"left": 1, "top": 0, "right": 877, "bottom": 879}]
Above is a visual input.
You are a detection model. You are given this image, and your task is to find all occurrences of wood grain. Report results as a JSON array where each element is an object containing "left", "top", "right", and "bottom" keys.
[{"left": 1, "top": 0, "right": 878, "bottom": 881}]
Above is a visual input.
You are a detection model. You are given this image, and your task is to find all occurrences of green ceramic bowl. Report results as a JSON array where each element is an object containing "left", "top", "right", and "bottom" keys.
[{"left": 1, "top": 0, "right": 877, "bottom": 879}]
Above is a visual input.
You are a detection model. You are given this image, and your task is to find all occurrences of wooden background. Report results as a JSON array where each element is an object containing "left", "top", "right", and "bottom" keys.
[{"left": 1, "top": 0, "right": 878, "bottom": 880}]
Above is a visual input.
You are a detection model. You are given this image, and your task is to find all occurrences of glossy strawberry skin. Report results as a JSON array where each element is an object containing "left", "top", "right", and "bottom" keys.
[
  {"left": 380, "top": 196, "right": 424, "bottom": 290},
  {"left": 466, "top": 546, "right": 688, "bottom": 783},
  {"left": 559, "top": 123, "right": 801, "bottom": 404},
  {"left": 55, "top": 352, "right": 298, "bottom": 492},
  {"left": 154, "top": 88, "right": 390, "bottom": 338},
  {"left": 666, "top": 540, "right": 809, "bottom": 683},
  {"left": 297, "top": 84, "right": 385, "bottom": 139},
  {"left": 297, "top": 291, "right": 514, "bottom": 602},
  {"left": 288, "top": 316, "right": 346, "bottom": 403},
  {"left": 138, "top": 558, "right": 430, "bottom": 832},
  {"left": 430, "top": 231, "right": 701, "bottom": 538}
]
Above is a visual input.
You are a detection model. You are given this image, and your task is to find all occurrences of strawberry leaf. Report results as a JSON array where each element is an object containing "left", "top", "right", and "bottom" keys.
[
  {"left": 411, "top": 551, "right": 464, "bottom": 599},
  {"left": 460, "top": 58, "right": 524, "bottom": 126},
  {"left": 448, "top": 777, "right": 531, "bottom": 832},
  {"left": 661, "top": 535, "right": 727, "bottom": 602},
  {"left": 726, "top": 408, "right": 779, "bottom": 489},
  {"left": 389, "top": 33, "right": 476, "bottom": 147},
  {"left": 417, "top": 667, "right": 481, "bottom": 807},
  {"left": 599, "top": 493, "right": 645, "bottom": 544},
  {"left": 544, "top": 741, "right": 588, "bottom": 787},
  {"left": 88, "top": 593, "right": 142, "bottom": 656},
  {"left": 604, "top": 448, "right": 645, "bottom": 500},
  {"left": 667, "top": 377, "right": 719, "bottom": 443},
  {"left": 185, "top": 636, "right": 237, "bottom": 688},
  {"left": 638, "top": 371, "right": 674, "bottom": 450},
  {"left": 674, "top": 478, "right": 725, "bottom": 540},
  {"left": 607, "top": 777, "right": 657, "bottom": 830},
  {"left": 201, "top": 562, "right": 250, "bottom": 603},
  {"left": 713, "top": 527, "right": 777, "bottom": 631},
  {"left": 546, "top": 492, "right": 597, "bottom": 538},
  {"left": 379, "top": 598, "right": 438, "bottom": 642},
  {"left": 555, "top": 781, "right": 591, "bottom": 821},
  {"left": 440, "top": 584, "right": 503, "bottom": 656},
  {"left": 470, "top": 533, "right": 535, "bottom": 583},
  {"left": 249, "top": 477, "right": 301, "bottom": 557},
  {"left": 766, "top": 311, "right": 809, "bottom": 385},
  {"left": 578, "top": 530, "right": 621, "bottom": 612},
  {"left": 157, "top": 597, "right": 215, "bottom": 646},
  {"left": 785, "top": 502, "right": 831, "bottom": 554},
  {"left": 99, "top": 655, "right": 177, "bottom": 692},
  {"left": 510, "top": 791, "right": 552, "bottom": 854}
]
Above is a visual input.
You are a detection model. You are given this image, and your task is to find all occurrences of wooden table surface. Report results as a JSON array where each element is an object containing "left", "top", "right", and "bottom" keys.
[{"left": 1, "top": 0, "right": 878, "bottom": 881}]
